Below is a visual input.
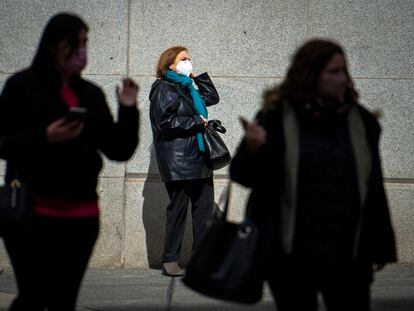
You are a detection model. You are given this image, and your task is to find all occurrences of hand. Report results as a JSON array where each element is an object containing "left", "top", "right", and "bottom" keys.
[
  {"left": 200, "top": 115, "right": 208, "bottom": 127},
  {"left": 46, "top": 118, "right": 84, "bottom": 143},
  {"left": 190, "top": 72, "right": 197, "bottom": 78},
  {"left": 117, "top": 78, "right": 139, "bottom": 107},
  {"left": 243, "top": 120, "right": 267, "bottom": 153}
]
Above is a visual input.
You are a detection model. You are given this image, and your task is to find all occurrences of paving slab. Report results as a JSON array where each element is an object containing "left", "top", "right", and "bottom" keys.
[{"left": 0, "top": 265, "right": 413, "bottom": 310}]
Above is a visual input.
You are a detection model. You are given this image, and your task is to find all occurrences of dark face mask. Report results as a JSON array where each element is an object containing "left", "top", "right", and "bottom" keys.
[{"left": 64, "top": 47, "right": 87, "bottom": 75}]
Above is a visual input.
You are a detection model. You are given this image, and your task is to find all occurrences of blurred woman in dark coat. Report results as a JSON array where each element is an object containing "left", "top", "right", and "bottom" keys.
[
  {"left": 231, "top": 39, "right": 396, "bottom": 311},
  {"left": 0, "top": 13, "right": 139, "bottom": 310},
  {"left": 149, "top": 46, "right": 219, "bottom": 276}
]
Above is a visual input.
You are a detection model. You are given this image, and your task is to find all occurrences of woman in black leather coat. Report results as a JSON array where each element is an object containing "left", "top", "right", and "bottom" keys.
[{"left": 149, "top": 46, "right": 219, "bottom": 276}]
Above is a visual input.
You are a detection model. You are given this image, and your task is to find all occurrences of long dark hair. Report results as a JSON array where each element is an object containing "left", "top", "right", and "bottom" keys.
[
  {"left": 31, "top": 13, "right": 88, "bottom": 77},
  {"left": 263, "top": 39, "right": 359, "bottom": 110}
]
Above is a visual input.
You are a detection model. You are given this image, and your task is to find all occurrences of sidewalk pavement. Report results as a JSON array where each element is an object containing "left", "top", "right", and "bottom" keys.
[{"left": 0, "top": 264, "right": 413, "bottom": 311}]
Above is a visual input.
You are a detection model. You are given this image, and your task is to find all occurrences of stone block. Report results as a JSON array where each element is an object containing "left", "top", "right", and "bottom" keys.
[
  {"left": 123, "top": 177, "right": 168, "bottom": 268},
  {"left": 308, "top": 0, "right": 414, "bottom": 78},
  {"left": 83, "top": 75, "right": 131, "bottom": 178},
  {"left": 126, "top": 77, "right": 157, "bottom": 175},
  {"left": 129, "top": 0, "right": 307, "bottom": 77},
  {"left": 89, "top": 177, "right": 125, "bottom": 268},
  {"left": 0, "top": 0, "right": 128, "bottom": 75},
  {"left": 355, "top": 79, "right": 414, "bottom": 179},
  {"left": 386, "top": 183, "right": 414, "bottom": 263},
  {"left": 0, "top": 242, "right": 11, "bottom": 270}
]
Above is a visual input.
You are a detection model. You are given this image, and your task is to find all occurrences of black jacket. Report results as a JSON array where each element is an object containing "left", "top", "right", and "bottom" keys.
[
  {"left": 0, "top": 69, "right": 139, "bottom": 200},
  {"left": 230, "top": 103, "right": 397, "bottom": 265},
  {"left": 149, "top": 72, "right": 219, "bottom": 182}
]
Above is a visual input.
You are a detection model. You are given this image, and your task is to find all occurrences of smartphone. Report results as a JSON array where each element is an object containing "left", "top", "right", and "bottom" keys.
[
  {"left": 66, "top": 107, "right": 87, "bottom": 121},
  {"left": 239, "top": 116, "right": 249, "bottom": 130}
]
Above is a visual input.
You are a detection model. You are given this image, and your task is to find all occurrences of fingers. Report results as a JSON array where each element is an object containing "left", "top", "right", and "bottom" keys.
[
  {"left": 122, "top": 78, "right": 139, "bottom": 92},
  {"left": 246, "top": 121, "right": 263, "bottom": 135},
  {"left": 47, "top": 118, "right": 84, "bottom": 143},
  {"left": 117, "top": 78, "right": 139, "bottom": 107},
  {"left": 243, "top": 121, "right": 267, "bottom": 153}
]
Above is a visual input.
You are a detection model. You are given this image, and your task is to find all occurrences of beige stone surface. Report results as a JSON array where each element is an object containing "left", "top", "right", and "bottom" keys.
[
  {"left": 386, "top": 183, "right": 414, "bottom": 264},
  {"left": 89, "top": 177, "right": 125, "bottom": 268},
  {"left": 0, "top": 0, "right": 129, "bottom": 75}
]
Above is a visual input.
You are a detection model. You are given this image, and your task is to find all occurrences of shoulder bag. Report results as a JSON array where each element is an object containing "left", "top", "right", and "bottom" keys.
[
  {"left": 0, "top": 139, "right": 33, "bottom": 236},
  {"left": 182, "top": 183, "right": 263, "bottom": 304},
  {"left": 0, "top": 177, "right": 34, "bottom": 236}
]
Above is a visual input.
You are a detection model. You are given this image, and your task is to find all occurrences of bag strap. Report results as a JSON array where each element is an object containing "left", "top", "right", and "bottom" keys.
[
  {"left": 208, "top": 119, "right": 226, "bottom": 133},
  {"left": 222, "top": 182, "right": 232, "bottom": 220}
]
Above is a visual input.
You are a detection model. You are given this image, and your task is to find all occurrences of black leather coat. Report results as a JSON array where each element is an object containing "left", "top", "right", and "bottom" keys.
[{"left": 149, "top": 72, "right": 219, "bottom": 182}]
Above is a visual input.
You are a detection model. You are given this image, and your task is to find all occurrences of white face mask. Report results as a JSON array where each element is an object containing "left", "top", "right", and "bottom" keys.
[{"left": 176, "top": 60, "right": 193, "bottom": 77}]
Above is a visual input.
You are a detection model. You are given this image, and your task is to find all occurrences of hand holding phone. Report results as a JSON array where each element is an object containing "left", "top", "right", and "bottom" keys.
[
  {"left": 239, "top": 116, "right": 267, "bottom": 153},
  {"left": 66, "top": 107, "right": 87, "bottom": 121}
]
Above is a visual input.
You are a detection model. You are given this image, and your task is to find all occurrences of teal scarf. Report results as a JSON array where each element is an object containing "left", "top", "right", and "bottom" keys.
[{"left": 165, "top": 70, "right": 207, "bottom": 152}]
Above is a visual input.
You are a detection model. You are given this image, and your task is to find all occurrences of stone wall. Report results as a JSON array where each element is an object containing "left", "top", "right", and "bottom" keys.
[{"left": 0, "top": 0, "right": 413, "bottom": 268}]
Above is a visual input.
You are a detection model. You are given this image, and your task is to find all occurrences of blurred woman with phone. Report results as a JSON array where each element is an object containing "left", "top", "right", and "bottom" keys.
[
  {"left": 231, "top": 39, "right": 396, "bottom": 311},
  {"left": 0, "top": 13, "right": 139, "bottom": 310}
]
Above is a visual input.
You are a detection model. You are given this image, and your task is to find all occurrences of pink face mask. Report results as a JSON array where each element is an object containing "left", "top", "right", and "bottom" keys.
[{"left": 65, "top": 47, "right": 87, "bottom": 75}]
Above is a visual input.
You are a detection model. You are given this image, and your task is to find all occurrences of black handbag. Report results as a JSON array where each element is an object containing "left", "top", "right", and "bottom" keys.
[
  {"left": 0, "top": 177, "right": 34, "bottom": 237},
  {"left": 182, "top": 184, "right": 263, "bottom": 304},
  {"left": 203, "top": 119, "right": 232, "bottom": 170}
]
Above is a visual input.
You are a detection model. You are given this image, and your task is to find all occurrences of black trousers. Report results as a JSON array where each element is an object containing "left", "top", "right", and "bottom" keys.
[
  {"left": 267, "top": 257, "right": 373, "bottom": 311},
  {"left": 163, "top": 177, "right": 214, "bottom": 262},
  {"left": 3, "top": 215, "right": 99, "bottom": 311}
]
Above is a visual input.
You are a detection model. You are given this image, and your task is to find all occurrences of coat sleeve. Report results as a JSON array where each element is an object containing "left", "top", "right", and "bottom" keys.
[
  {"left": 362, "top": 110, "right": 397, "bottom": 263},
  {"left": 93, "top": 88, "right": 140, "bottom": 161},
  {"left": 193, "top": 72, "right": 220, "bottom": 107},
  {"left": 0, "top": 75, "right": 47, "bottom": 160},
  {"left": 230, "top": 110, "right": 281, "bottom": 188},
  {"left": 150, "top": 82, "right": 205, "bottom": 137}
]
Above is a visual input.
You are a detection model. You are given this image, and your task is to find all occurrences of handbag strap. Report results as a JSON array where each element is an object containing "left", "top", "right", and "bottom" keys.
[
  {"left": 222, "top": 182, "right": 232, "bottom": 220},
  {"left": 208, "top": 119, "right": 226, "bottom": 133}
]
